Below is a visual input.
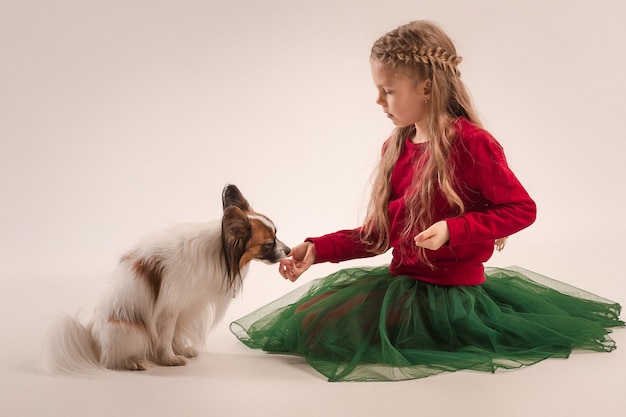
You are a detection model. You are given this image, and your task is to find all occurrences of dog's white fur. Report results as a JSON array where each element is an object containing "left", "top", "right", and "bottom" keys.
[{"left": 43, "top": 185, "right": 289, "bottom": 374}]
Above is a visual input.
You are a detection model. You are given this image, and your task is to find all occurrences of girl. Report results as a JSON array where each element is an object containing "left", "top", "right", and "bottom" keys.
[{"left": 230, "top": 20, "right": 623, "bottom": 382}]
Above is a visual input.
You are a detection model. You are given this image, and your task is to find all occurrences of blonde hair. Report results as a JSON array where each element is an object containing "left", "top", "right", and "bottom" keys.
[{"left": 362, "top": 20, "right": 482, "bottom": 266}]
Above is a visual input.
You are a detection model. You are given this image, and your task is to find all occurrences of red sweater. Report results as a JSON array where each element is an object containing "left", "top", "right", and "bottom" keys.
[{"left": 309, "top": 117, "right": 536, "bottom": 286}]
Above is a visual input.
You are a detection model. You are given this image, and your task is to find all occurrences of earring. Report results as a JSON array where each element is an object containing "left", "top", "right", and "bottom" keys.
[{"left": 424, "top": 99, "right": 429, "bottom": 104}]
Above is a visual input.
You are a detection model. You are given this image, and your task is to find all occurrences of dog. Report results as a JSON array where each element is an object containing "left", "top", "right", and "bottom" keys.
[{"left": 43, "top": 184, "right": 290, "bottom": 374}]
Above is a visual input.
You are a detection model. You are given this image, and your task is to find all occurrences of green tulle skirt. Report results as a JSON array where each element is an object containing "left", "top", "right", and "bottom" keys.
[{"left": 230, "top": 266, "right": 623, "bottom": 382}]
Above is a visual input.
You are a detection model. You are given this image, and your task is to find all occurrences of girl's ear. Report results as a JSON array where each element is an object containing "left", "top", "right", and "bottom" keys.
[{"left": 423, "top": 79, "right": 432, "bottom": 96}]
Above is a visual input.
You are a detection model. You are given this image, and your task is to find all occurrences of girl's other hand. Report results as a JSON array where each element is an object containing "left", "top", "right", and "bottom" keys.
[
  {"left": 279, "top": 241, "right": 316, "bottom": 282},
  {"left": 414, "top": 220, "right": 450, "bottom": 250}
]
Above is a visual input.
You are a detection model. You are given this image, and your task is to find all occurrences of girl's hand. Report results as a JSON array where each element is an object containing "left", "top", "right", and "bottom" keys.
[
  {"left": 279, "top": 241, "right": 316, "bottom": 282},
  {"left": 414, "top": 220, "right": 450, "bottom": 250}
]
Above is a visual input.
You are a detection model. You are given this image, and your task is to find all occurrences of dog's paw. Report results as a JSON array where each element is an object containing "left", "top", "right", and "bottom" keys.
[
  {"left": 158, "top": 355, "right": 188, "bottom": 367},
  {"left": 126, "top": 359, "right": 150, "bottom": 371},
  {"left": 175, "top": 346, "right": 198, "bottom": 358}
]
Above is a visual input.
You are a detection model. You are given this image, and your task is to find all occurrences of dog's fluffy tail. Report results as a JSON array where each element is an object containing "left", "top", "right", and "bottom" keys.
[{"left": 42, "top": 314, "right": 104, "bottom": 376}]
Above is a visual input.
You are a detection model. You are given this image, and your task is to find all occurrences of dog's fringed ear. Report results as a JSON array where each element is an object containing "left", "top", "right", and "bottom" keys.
[
  {"left": 221, "top": 205, "right": 251, "bottom": 291},
  {"left": 222, "top": 184, "right": 251, "bottom": 213}
]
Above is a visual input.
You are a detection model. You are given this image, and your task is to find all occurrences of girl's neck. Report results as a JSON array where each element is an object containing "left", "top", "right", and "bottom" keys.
[{"left": 411, "top": 124, "right": 429, "bottom": 143}]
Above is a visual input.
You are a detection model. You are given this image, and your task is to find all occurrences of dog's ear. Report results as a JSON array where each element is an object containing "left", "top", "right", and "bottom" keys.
[
  {"left": 222, "top": 184, "right": 251, "bottom": 212},
  {"left": 221, "top": 205, "right": 251, "bottom": 289}
]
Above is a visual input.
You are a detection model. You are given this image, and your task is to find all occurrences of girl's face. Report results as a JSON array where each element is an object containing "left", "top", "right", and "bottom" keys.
[{"left": 370, "top": 61, "right": 430, "bottom": 134}]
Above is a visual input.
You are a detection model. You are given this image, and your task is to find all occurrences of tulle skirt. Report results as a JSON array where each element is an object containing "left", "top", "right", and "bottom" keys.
[{"left": 230, "top": 266, "right": 623, "bottom": 382}]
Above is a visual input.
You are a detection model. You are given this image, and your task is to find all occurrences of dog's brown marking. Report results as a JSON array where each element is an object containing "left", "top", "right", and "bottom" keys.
[
  {"left": 125, "top": 254, "right": 165, "bottom": 301},
  {"left": 107, "top": 306, "right": 147, "bottom": 330},
  {"left": 239, "top": 216, "right": 276, "bottom": 267}
]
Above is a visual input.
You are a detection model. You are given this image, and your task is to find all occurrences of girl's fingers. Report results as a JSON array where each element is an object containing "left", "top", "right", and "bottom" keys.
[
  {"left": 414, "top": 233, "right": 440, "bottom": 250},
  {"left": 414, "top": 221, "right": 449, "bottom": 250},
  {"left": 414, "top": 231, "right": 432, "bottom": 246},
  {"left": 278, "top": 243, "right": 316, "bottom": 281},
  {"left": 288, "top": 269, "right": 299, "bottom": 282},
  {"left": 278, "top": 259, "right": 302, "bottom": 281},
  {"left": 278, "top": 262, "right": 292, "bottom": 279}
]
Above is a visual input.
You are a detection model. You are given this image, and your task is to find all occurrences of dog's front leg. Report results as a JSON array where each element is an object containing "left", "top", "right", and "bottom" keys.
[
  {"left": 172, "top": 337, "right": 199, "bottom": 359},
  {"left": 154, "top": 309, "right": 188, "bottom": 366}
]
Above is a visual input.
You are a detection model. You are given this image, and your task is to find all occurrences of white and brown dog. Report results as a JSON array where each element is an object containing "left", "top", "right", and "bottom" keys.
[{"left": 44, "top": 184, "right": 290, "bottom": 374}]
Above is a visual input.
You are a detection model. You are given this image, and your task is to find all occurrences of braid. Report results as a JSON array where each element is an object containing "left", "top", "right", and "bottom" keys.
[
  {"left": 365, "top": 20, "right": 484, "bottom": 267},
  {"left": 387, "top": 46, "right": 462, "bottom": 77}
]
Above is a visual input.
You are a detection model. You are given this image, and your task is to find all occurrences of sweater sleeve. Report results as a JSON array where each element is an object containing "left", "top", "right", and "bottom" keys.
[
  {"left": 446, "top": 131, "right": 537, "bottom": 246},
  {"left": 307, "top": 228, "right": 381, "bottom": 264}
]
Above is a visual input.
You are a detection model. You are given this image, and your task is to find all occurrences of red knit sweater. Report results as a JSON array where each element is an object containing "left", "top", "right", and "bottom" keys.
[{"left": 309, "top": 117, "right": 537, "bottom": 286}]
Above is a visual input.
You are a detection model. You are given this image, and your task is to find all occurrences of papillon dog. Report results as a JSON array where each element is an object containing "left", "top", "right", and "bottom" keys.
[{"left": 44, "top": 184, "right": 290, "bottom": 374}]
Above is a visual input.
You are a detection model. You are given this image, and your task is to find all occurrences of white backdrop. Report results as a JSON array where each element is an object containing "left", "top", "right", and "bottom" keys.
[{"left": 1, "top": 1, "right": 624, "bottom": 416}]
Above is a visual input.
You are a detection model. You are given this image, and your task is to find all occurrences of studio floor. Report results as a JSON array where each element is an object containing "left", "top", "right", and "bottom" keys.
[{"left": 1, "top": 262, "right": 624, "bottom": 417}]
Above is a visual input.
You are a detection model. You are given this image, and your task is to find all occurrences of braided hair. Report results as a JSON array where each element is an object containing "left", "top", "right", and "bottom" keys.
[
  {"left": 362, "top": 21, "right": 482, "bottom": 266},
  {"left": 385, "top": 46, "right": 462, "bottom": 77}
]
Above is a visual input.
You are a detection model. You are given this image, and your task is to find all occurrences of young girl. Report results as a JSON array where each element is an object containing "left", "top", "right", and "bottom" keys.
[{"left": 230, "top": 20, "right": 623, "bottom": 382}]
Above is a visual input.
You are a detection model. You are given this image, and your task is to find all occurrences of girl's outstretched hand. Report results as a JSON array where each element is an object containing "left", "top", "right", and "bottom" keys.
[
  {"left": 279, "top": 241, "right": 316, "bottom": 282},
  {"left": 414, "top": 220, "right": 450, "bottom": 250}
]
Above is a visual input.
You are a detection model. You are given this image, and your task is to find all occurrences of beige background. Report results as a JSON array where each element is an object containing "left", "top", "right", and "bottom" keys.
[{"left": 1, "top": 0, "right": 624, "bottom": 416}]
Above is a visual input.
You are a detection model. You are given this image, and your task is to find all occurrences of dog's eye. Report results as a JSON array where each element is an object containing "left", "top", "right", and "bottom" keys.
[{"left": 261, "top": 242, "right": 274, "bottom": 250}]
